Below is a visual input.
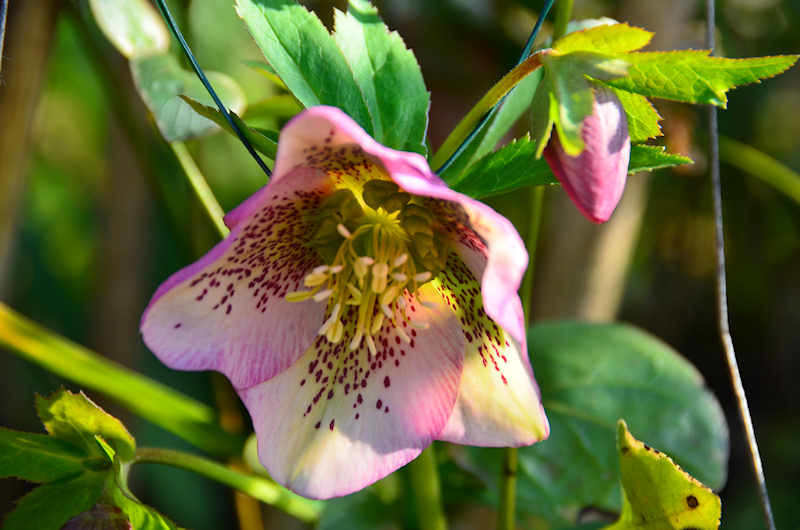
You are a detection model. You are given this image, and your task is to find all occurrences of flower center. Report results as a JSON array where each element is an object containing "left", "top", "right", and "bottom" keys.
[{"left": 286, "top": 179, "right": 448, "bottom": 354}]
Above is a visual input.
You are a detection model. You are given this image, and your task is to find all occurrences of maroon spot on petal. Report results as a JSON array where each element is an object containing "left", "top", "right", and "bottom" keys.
[
  {"left": 300, "top": 379, "right": 306, "bottom": 386},
  {"left": 225, "top": 304, "right": 232, "bottom": 314},
  {"left": 355, "top": 413, "right": 360, "bottom": 420},
  {"left": 329, "top": 419, "right": 335, "bottom": 431},
  {"left": 314, "top": 421, "right": 321, "bottom": 429},
  {"left": 384, "top": 406, "right": 389, "bottom": 413},
  {"left": 174, "top": 323, "right": 182, "bottom": 329},
  {"left": 501, "top": 374, "right": 508, "bottom": 385},
  {"left": 376, "top": 399, "right": 382, "bottom": 409},
  {"left": 384, "top": 376, "right": 391, "bottom": 388}
]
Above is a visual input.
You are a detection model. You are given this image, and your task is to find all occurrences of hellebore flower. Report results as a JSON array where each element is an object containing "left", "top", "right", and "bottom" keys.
[
  {"left": 141, "top": 106, "right": 549, "bottom": 499},
  {"left": 544, "top": 86, "right": 630, "bottom": 223}
]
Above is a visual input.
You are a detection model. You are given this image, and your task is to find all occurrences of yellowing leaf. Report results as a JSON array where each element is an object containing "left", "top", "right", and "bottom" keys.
[
  {"left": 554, "top": 23, "right": 653, "bottom": 55},
  {"left": 605, "top": 420, "right": 721, "bottom": 530}
]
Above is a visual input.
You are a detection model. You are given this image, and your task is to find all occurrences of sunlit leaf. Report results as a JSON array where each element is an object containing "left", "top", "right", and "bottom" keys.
[
  {"left": 604, "top": 420, "right": 721, "bottom": 530},
  {"left": 235, "top": 0, "right": 374, "bottom": 134},
  {"left": 611, "top": 88, "right": 662, "bottom": 142},
  {"left": 35, "top": 389, "right": 136, "bottom": 463},
  {"left": 629, "top": 145, "right": 691, "bottom": 173},
  {"left": 88, "top": 0, "right": 169, "bottom": 59},
  {"left": 333, "top": 0, "right": 429, "bottom": 154},
  {"left": 554, "top": 23, "right": 653, "bottom": 55},
  {"left": 605, "top": 51, "right": 799, "bottom": 108},
  {"left": 130, "top": 54, "right": 246, "bottom": 141}
]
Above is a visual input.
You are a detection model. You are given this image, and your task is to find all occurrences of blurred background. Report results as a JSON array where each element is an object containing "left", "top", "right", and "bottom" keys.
[{"left": 0, "top": 0, "right": 797, "bottom": 528}]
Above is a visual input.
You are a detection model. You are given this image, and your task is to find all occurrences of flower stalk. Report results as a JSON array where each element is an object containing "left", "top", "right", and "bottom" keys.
[
  {"left": 134, "top": 447, "right": 322, "bottom": 523},
  {"left": 430, "top": 53, "right": 544, "bottom": 171},
  {"left": 408, "top": 446, "right": 447, "bottom": 530}
]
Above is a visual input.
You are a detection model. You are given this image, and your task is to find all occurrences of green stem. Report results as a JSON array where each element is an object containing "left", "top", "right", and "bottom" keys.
[
  {"left": 430, "top": 53, "right": 544, "bottom": 170},
  {"left": 134, "top": 447, "right": 322, "bottom": 523},
  {"left": 520, "top": 186, "right": 545, "bottom": 321},
  {"left": 169, "top": 141, "right": 229, "bottom": 239},
  {"left": 408, "top": 446, "right": 447, "bottom": 530},
  {"left": 497, "top": 447, "right": 518, "bottom": 530},
  {"left": 498, "top": 179, "right": 547, "bottom": 530},
  {"left": 552, "top": 0, "right": 574, "bottom": 41},
  {"left": 0, "top": 302, "right": 243, "bottom": 456}
]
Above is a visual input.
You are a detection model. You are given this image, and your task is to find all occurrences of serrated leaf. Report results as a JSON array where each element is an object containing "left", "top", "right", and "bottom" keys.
[
  {"left": 605, "top": 420, "right": 721, "bottom": 530},
  {"left": 449, "top": 136, "right": 558, "bottom": 198},
  {"left": 36, "top": 389, "right": 136, "bottom": 463},
  {"left": 333, "top": 0, "right": 429, "bottom": 154},
  {"left": 448, "top": 140, "right": 689, "bottom": 200},
  {"left": 629, "top": 145, "right": 691, "bottom": 172},
  {"left": 130, "top": 54, "right": 246, "bottom": 141},
  {"left": 604, "top": 51, "right": 799, "bottom": 107},
  {"left": 554, "top": 23, "right": 653, "bottom": 55},
  {"left": 2, "top": 471, "right": 106, "bottom": 530},
  {"left": 88, "top": 0, "right": 169, "bottom": 59},
  {"left": 611, "top": 88, "right": 662, "bottom": 142},
  {"left": 181, "top": 96, "right": 278, "bottom": 159},
  {"left": 0, "top": 427, "right": 87, "bottom": 483},
  {"left": 235, "top": 0, "right": 374, "bottom": 135},
  {"left": 466, "top": 323, "right": 728, "bottom": 526},
  {"left": 108, "top": 484, "right": 180, "bottom": 530}
]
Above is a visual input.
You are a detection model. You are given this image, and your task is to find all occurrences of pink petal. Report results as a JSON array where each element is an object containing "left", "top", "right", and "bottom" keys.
[
  {"left": 432, "top": 263, "right": 548, "bottom": 446},
  {"left": 275, "top": 106, "right": 529, "bottom": 344},
  {"left": 140, "top": 168, "right": 332, "bottom": 389},
  {"left": 544, "top": 86, "right": 631, "bottom": 223},
  {"left": 238, "top": 283, "right": 463, "bottom": 499}
]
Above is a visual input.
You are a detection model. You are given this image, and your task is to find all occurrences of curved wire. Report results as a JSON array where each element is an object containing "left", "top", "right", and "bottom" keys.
[
  {"left": 153, "top": 0, "right": 272, "bottom": 178},
  {"left": 435, "top": 0, "right": 554, "bottom": 174}
]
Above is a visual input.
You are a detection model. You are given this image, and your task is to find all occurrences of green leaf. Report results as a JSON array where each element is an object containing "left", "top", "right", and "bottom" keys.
[
  {"left": 35, "top": 389, "right": 136, "bottom": 463},
  {"left": 553, "top": 23, "right": 653, "bottom": 55},
  {"left": 108, "top": 483, "right": 180, "bottom": 530},
  {"left": 447, "top": 140, "right": 689, "bottom": 200},
  {"left": 604, "top": 51, "right": 799, "bottom": 107},
  {"left": 503, "top": 322, "right": 727, "bottom": 526},
  {"left": 88, "top": 0, "right": 169, "bottom": 59},
  {"left": 181, "top": 96, "right": 278, "bottom": 159},
  {"left": 440, "top": 68, "right": 542, "bottom": 182},
  {"left": 611, "top": 88, "right": 662, "bottom": 142},
  {"left": 0, "top": 427, "right": 87, "bottom": 483},
  {"left": 244, "top": 94, "right": 303, "bottom": 120},
  {"left": 130, "top": 54, "right": 246, "bottom": 141},
  {"left": 235, "top": 0, "right": 374, "bottom": 135},
  {"left": 629, "top": 144, "right": 692, "bottom": 172},
  {"left": 2, "top": 471, "right": 106, "bottom": 530},
  {"left": 605, "top": 420, "right": 721, "bottom": 530},
  {"left": 0, "top": 303, "right": 243, "bottom": 457},
  {"left": 449, "top": 136, "right": 558, "bottom": 199},
  {"left": 333, "top": 0, "right": 429, "bottom": 154}
]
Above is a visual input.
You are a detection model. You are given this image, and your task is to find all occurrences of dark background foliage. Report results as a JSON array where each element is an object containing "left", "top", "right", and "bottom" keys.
[{"left": 1, "top": 0, "right": 797, "bottom": 528}]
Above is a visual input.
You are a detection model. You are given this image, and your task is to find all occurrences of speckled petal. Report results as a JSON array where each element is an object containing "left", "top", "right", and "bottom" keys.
[
  {"left": 238, "top": 283, "right": 463, "bottom": 499},
  {"left": 544, "top": 86, "right": 631, "bottom": 223},
  {"left": 140, "top": 168, "right": 332, "bottom": 389},
  {"left": 431, "top": 256, "right": 548, "bottom": 445},
  {"left": 275, "top": 106, "right": 528, "bottom": 345}
]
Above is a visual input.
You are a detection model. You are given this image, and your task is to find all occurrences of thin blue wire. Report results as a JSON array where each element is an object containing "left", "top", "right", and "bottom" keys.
[
  {"left": 153, "top": 0, "right": 272, "bottom": 177},
  {"left": 435, "top": 0, "right": 555, "bottom": 175}
]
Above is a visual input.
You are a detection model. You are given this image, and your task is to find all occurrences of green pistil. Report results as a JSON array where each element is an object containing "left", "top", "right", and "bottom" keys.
[{"left": 287, "top": 180, "right": 447, "bottom": 350}]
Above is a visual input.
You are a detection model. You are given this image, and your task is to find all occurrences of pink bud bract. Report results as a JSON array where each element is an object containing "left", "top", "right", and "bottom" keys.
[{"left": 544, "top": 87, "right": 631, "bottom": 223}]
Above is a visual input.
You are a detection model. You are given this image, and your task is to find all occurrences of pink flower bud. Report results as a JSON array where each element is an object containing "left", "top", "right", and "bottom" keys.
[{"left": 544, "top": 86, "right": 631, "bottom": 223}]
